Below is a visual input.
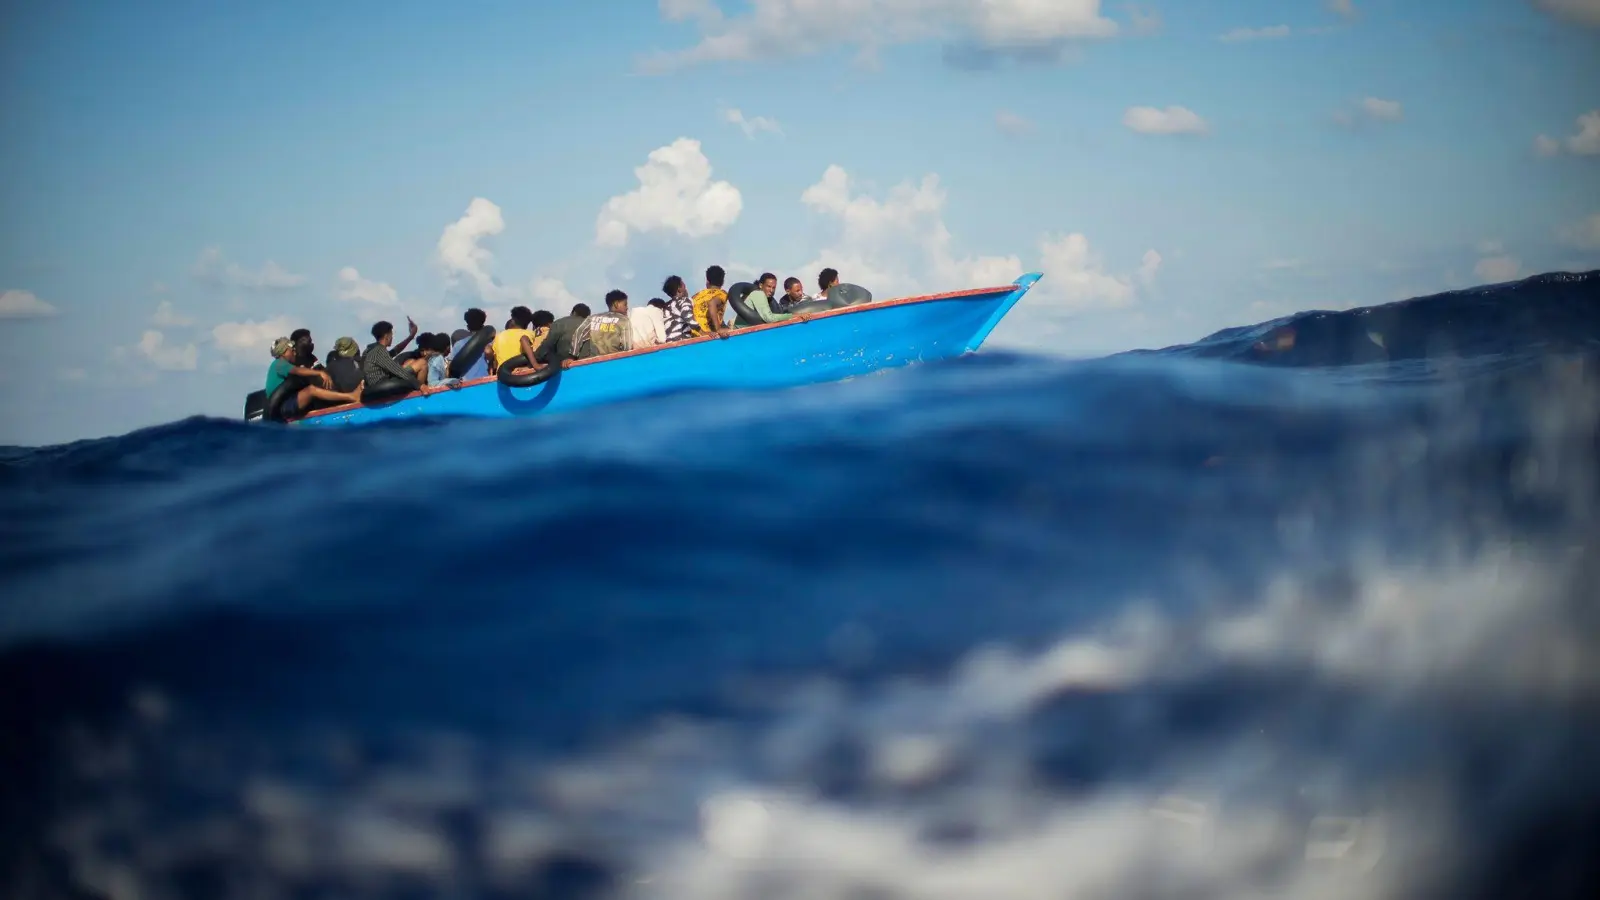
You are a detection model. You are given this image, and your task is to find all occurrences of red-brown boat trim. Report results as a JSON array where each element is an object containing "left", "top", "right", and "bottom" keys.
[{"left": 297, "top": 283, "right": 1018, "bottom": 421}]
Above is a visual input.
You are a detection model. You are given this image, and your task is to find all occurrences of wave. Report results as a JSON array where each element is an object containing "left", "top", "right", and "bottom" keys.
[{"left": 1, "top": 272, "right": 1598, "bottom": 898}]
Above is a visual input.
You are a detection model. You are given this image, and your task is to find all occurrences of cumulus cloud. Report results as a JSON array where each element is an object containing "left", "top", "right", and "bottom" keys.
[
  {"left": 1474, "top": 254, "right": 1522, "bottom": 283},
  {"left": 152, "top": 300, "right": 194, "bottom": 327},
  {"left": 798, "top": 165, "right": 1023, "bottom": 297},
  {"left": 1034, "top": 234, "right": 1159, "bottom": 312},
  {"left": 336, "top": 267, "right": 402, "bottom": 309},
  {"left": 1534, "top": 109, "right": 1600, "bottom": 157},
  {"left": 530, "top": 277, "right": 584, "bottom": 311},
  {"left": 1334, "top": 96, "right": 1403, "bottom": 127},
  {"left": 437, "top": 198, "right": 509, "bottom": 302},
  {"left": 1219, "top": 25, "right": 1290, "bottom": 41},
  {"left": 1558, "top": 213, "right": 1600, "bottom": 249},
  {"left": 1530, "top": 0, "right": 1600, "bottom": 28},
  {"left": 595, "top": 138, "right": 742, "bottom": 248},
  {"left": 994, "top": 110, "right": 1035, "bottom": 136},
  {"left": 642, "top": 0, "right": 1122, "bottom": 71},
  {"left": 722, "top": 107, "right": 782, "bottom": 139},
  {"left": 0, "top": 288, "right": 57, "bottom": 319},
  {"left": 190, "top": 247, "right": 306, "bottom": 291},
  {"left": 794, "top": 164, "right": 1158, "bottom": 321},
  {"left": 1126, "top": 4, "right": 1162, "bottom": 34},
  {"left": 212, "top": 316, "right": 297, "bottom": 366},
  {"left": 133, "top": 330, "right": 198, "bottom": 372},
  {"left": 1122, "top": 105, "right": 1210, "bottom": 136}
]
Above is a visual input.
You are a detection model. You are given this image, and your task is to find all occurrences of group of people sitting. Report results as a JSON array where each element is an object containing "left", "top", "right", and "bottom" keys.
[{"left": 262, "top": 266, "right": 850, "bottom": 419}]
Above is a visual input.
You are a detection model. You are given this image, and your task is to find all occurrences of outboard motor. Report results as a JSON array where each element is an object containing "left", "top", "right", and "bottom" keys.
[{"left": 243, "top": 390, "right": 267, "bottom": 422}]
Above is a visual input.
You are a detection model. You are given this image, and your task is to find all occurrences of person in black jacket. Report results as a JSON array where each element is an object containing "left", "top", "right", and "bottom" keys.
[{"left": 533, "top": 304, "right": 591, "bottom": 369}]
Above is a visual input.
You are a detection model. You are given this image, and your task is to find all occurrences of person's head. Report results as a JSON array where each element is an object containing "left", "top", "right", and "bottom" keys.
[
  {"left": 662, "top": 275, "right": 686, "bottom": 299},
  {"left": 272, "top": 337, "right": 295, "bottom": 360},
  {"left": 464, "top": 307, "right": 487, "bottom": 332},
  {"left": 818, "top": 268, "right": 839, "bottom": 293},
  {"left": 758, "top": 272, "right": 777, "bottom": 297},
  {"left": 705, "top": 265, "right": 726, "bottom": 289},
  {"left": 371, "top": 320, "right": 394, "bottom": 346},
  {"left": 290, "top": 328, "right": 314, "bottom": 362},
  {"left": 505, "top": 319, "right": 516, "bottom": 330},
  {"left": 417, "top": 332, "right": 438, "bottom": 356},
  {"left": 333, "top": 336, "right": 360, "bottom": 358},
  {"left": 604, "top": 289, "right": 628, "bottom": 313},
  {"left": 531, "top": 310, "right": 555, "bottom": 329},
  {"left": 510, "top": 305, "right": 534, "bottom": 329},
  {"left": 784, "top": 277, "right": 805, "bottom": 302},
  {"left": 648, "top": 298, "right": 668, "bottom": 310},
  {"left": 571, "top": 303, "right": 591, "bottom": 318}
]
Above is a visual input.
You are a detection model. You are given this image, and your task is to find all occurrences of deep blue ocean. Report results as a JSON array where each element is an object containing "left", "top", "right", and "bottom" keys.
[{"left": 3, "top": 272, "right": 1598, "bottom": 900}]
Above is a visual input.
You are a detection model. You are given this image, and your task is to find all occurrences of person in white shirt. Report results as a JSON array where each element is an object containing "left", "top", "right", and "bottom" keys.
[{"left": 630, "top": 297, "right": 668, "bottom": 347}]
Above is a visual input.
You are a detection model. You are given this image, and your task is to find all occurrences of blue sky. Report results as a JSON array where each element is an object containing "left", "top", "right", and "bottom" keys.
[{"left": 1, "top": 0, "right": 1597, "bottom": 445}]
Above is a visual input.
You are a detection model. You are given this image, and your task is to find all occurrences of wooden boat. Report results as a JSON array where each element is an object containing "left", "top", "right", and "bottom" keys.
[{"left": 259, "top": 274, "right": 1042, "bottom": 428}]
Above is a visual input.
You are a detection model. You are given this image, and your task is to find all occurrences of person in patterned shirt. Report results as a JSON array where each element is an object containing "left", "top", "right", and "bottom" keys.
[{"left": 661, "top": 275, "right": 696, "bottom": 342}]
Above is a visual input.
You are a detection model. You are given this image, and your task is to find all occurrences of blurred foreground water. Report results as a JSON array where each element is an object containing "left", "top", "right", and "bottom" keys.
[{"left": 2, "top": 272, "right": 1598, "bottom": 899}]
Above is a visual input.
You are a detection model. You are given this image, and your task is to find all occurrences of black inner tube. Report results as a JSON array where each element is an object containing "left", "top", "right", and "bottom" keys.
[
  {"left": 263, "top": 381, "right": 296, "bottom": 423},
  {"left": 726, "top": 281, "right": 765, "bottom": 327},
  {"left": 496, "top": 355, "right": 555, "bottom": 388},
  {"left": 362, "top": 377, "right": 418, "bottom": 403},
  {"left": 448, "top": 327, "right": 496, "bottom": 379}
]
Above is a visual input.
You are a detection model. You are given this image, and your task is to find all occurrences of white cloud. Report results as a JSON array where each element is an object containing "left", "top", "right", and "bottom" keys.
[
  {"left": 1033, "top": 234, "right": 1155, "bottom": 311},
  {"left": 1530, "top": 0, "right": 1600, "bottom": 29},
  {"left": 336, "top": 266, "right": 402, "bottom": 309},
  {"left": 1327, "top": 0, "right": 1357, "bottom": 18},
  {"left": 152, "top": 300, "right": 194, "bottom": 327},
  {"left": 133, "top": 329, "right": 198, "bottom": 372},
  {"left": 1557, "top": 213, "right": 1600, "bottom": 249},
  {"left": 595, "top": 137, "right": 742, "bottom": 248},
  {"left": 795, "top": 165, "right": 1158, "bottom": 319},
  {"left": 1476, "top": 239, "right": 1504, "bottom": 255},
  {"left": 722, "top": 107, "right": 782, "bottom": 139},
  {"left": 190, "top": 247, "right": 306, "bottom": 291},
  {"left": 1360, "top": 96, "right": 1403, "bottom": 121},
  {"left": 798, "top": 165, "right": 1023, "bottom": 297},
  {"left": 530, "top": 277, "right": 584, "bottom": 311},
  {"left": 437, "top": 197, "right": 508, "bottom": 301},
  {"left": 643, "top": 0, "right": 1121, "bottom": 71},
  {"left": 1474, "top": 255, "right": 1522, "bottom": 283},
  {"left": 1564, "top": 110, "right": 1600, "bottom": 154},
  {"left": 0, "top": 288, "right": 57, "bottom": 319},
  {"left": 1219, "top": 25, "right": 1290, "bottom": 41},
  {"left": 1334, "top": 96, "right": 1403, "bottom": 127},
  {"left": 994, "top": 110, "right": 1035, "bottom": 136},
  {"left": 212, "top": 316, "right": 297, "bottom": 366},
  {"left": 1126, "top": 4, "right": 1162, "bottom": 35},
  {"left": 1122, "top": 105, "right": 1209, "bottom": 136},
  {"left": 1533, "top": 110, "right": 1600, "bottom": 156}
]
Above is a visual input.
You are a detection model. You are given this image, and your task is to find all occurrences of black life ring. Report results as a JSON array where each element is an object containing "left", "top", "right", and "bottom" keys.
[
  {"left": 264, "top": 380, "right": 297, "bottom": 423},
  {"left": 496, "top": 355, "right": 555, "bottom": 388},
  {"left": 362, "top": 377, "right": 418, "bottom": 403},
  {"left": 448, "top": 327, "right": 496, "bottom": 379},
  {"left": 783, "top": 298, "right": 833, "bottom": 314},
  {"left": 828, "top": 283, "right": 873, "bottom": 306},
  {"left": 726, "top": 281, "right": 765, "bottom": 327}
]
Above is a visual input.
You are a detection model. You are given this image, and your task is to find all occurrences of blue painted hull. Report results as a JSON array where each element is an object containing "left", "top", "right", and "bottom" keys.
[{"left": 296, "top": 273, "right": 1042, "bottom": 428}]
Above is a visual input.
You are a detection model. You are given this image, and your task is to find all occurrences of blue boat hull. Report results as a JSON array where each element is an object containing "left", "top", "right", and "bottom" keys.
[{"left": 296, "top": 273, "right": 1042, "bottom": 428}]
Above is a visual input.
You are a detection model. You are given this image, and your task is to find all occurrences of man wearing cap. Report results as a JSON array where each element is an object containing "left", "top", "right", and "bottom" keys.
[
  {"left": 265, "top": 337, "right": 363, "bottom": 419},
  {"left": 324, "top": 336, "right": 364, "bottom": 394}
]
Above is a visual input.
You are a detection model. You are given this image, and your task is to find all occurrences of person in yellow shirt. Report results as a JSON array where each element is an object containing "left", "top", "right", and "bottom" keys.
[
  {"left": 487, "top": 307, "right": 551, "bottom": 372},
  {"left": 691, "top": 265, "right": 730, "bottom": 336}
]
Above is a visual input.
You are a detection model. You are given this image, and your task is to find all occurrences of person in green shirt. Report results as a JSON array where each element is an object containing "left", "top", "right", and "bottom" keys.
[
  {"left": 264, "top": 337, "right": 364, "bottom": 419},
  {"left": 743, "top": 272, "right": 793, "bottom": 325}
]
